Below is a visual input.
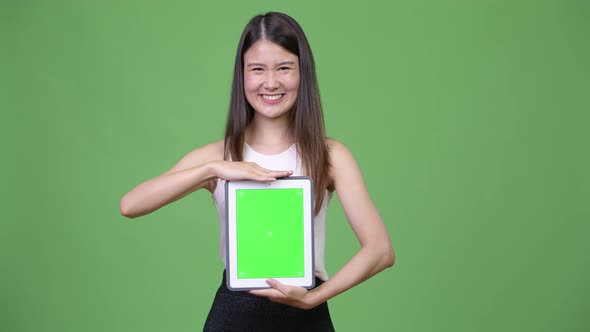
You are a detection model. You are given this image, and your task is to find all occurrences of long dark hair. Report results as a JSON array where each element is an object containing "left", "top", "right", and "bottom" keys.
[{"left": 224, "top": 12, "right": 329, "bottom": 215}]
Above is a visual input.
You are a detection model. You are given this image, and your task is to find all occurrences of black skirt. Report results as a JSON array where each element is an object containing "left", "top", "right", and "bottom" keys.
[{"left": 203, "top": 270, "right": 335, "bottom": 332}]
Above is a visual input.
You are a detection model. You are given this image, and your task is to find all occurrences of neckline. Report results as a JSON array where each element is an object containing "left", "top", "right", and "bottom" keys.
[{"left": 244, "top": 142, "right": 296, "bottom": 157}]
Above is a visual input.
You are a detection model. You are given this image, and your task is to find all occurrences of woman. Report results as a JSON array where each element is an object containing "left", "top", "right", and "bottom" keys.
[{"left": 120, "top": 12, "right": 394, "bottom": 331}]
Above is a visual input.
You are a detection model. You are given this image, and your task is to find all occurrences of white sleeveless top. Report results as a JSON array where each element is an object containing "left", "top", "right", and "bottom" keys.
[{"left": 212, "top": 143, "right": 332, "bottom": 281}]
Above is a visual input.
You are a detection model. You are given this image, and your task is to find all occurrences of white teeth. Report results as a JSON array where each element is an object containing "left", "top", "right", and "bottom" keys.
[{"left": 261, "top": 94, "right": 284, "bottom": 101}]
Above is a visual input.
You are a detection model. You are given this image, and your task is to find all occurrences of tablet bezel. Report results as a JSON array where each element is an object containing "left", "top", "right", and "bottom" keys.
[{"left": 225, "top": 176, "right": 315, "bottom": 291}]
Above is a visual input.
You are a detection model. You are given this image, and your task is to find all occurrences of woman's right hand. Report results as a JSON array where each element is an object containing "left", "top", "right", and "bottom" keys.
[{"left": 209, "top": 160, "right": 293, "bottom": 182}]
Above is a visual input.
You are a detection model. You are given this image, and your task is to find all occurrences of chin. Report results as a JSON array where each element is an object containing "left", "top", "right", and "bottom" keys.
[
  {"left": 252, "top": 103, "right": 295, "bottom": 119},
  {"left": 256, "top": 109, "right": 291, "bottom": 119}
]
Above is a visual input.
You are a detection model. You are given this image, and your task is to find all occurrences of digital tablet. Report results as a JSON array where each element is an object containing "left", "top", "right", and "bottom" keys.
[{"left": 225, "top": 176, "right": 315, "bottom": 291}]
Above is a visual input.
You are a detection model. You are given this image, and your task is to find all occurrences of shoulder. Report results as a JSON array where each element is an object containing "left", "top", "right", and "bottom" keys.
[
  {"left": 325, "top": 138, "right": 360, "bottom": 189},
  {"left": 194, "top": 139, "right": 225, "bottom": 159},
  {"left": 326, "top": 138, "right": 354, "bottom": 165},
  {"left": 163, "top": 139, "right": 225, "bottom": 193},
  {"left": 163, "top": 139, "right": 224, "bottom": 175},
  {"left": 183, "top": 139, "right": 225, "bottom": 163}
]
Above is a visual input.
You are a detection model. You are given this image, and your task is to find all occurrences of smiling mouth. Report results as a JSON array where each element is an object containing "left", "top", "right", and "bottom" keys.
[{"left": 260, "top": 94, "right": 285, "bottom": 101}]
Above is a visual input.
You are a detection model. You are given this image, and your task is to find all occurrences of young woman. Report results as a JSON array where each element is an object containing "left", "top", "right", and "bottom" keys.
[{"left": 120, "top": 12, "right": 394, "bottom": 331}]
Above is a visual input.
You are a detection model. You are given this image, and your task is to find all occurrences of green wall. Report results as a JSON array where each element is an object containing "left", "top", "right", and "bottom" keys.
[{"left": 2, "top": 1, "right": 588, "bottom": 331}]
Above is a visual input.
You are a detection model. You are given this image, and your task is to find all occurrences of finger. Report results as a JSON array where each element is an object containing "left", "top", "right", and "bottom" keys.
[
  {"left": 255, "top": 165, "right": 292, "bottom": 175},
  {"left": 254, "top": 173, "right": 279, "bottom": 182},
  {"left": 269, "top": 170, "right": 293, "bottom": 176},
  {"left": 263, "top": 171, "right": 293, "bottom": 180},
  {"left": 246, "top": 168, "right": 275, "bottom": 181},
  {"left": 249, "top": 288, "right": 284, "bottom": 298},
  {"left": 252, "top": 171, "right": 290, "bottom": 182},
  {"left": 266, "top": 279, "right": 290, "bottom": 296}
]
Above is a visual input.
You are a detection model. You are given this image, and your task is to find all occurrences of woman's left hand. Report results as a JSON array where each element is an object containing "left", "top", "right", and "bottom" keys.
[{"left": 249, "top": 279, "right": 319, "bottom": 310}]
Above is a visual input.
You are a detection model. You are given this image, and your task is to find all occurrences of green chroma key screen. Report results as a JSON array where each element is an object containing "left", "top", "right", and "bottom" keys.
[{"left": 236, "top": 188, "right": 304, "bottom": 279}]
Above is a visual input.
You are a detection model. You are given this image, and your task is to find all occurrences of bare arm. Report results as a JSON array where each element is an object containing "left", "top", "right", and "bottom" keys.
[
  {"left": 119, "top": 140, "right": 224, "bottom": 218},
  {"left": 308, "top": 140, "right": 395, "bottom": 303},
  {"left": 120, "top": 140, "right": 293, "bottom": 218},
  {"left": 250, "top": 139, "right": 394, "bottom": 308}
]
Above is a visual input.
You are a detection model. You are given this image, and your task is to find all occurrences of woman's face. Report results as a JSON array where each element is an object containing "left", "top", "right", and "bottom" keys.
[{"left": 243, "top": 39, "right": 300, "bottom": 120}]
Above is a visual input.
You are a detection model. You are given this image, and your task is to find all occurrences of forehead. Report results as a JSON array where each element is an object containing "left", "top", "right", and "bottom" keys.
[{"left": 244, "top": 39, "right": 298, "bottom": 64}]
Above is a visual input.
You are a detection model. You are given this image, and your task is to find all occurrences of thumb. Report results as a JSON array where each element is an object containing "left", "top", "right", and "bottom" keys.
[{"left": 266, "top": 279, "right": 289, "bottom": 295}]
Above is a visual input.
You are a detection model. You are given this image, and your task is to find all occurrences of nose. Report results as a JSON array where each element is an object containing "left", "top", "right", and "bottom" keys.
[{"left": 263, "top": 71, "right": 279, "bottom": 90}]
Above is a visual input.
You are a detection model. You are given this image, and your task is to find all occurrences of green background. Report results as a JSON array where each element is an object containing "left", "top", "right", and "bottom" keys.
[
  {"left": 236, "top": 188, "right": 304, "bottom": 278},
  {"left": 1, "top": 0, "right": 588, "bottom": 331}
]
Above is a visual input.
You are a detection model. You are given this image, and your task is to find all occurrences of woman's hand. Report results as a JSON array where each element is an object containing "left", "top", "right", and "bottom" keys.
[
  {"left": 209, "top": 160, "right": 292, "bottom": 182},
  {"left": 248, "top": 279, "right": 320, "bottom": 310}
]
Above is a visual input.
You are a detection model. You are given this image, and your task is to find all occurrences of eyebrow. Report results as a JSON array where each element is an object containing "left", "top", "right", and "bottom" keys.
[{"left": 246, "top": 61, "right": 296, "bottom": 67}]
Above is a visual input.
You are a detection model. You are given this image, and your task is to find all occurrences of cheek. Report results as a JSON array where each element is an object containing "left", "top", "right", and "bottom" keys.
[
  {"left": 243, "top": 76, "right": 256, "bottom": 92},
  {"left": 243, "top": 76, "right": 260, "bottom": 106},
  {"left": 290, "top": 75, "right": 301, "bottom": 93}
]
